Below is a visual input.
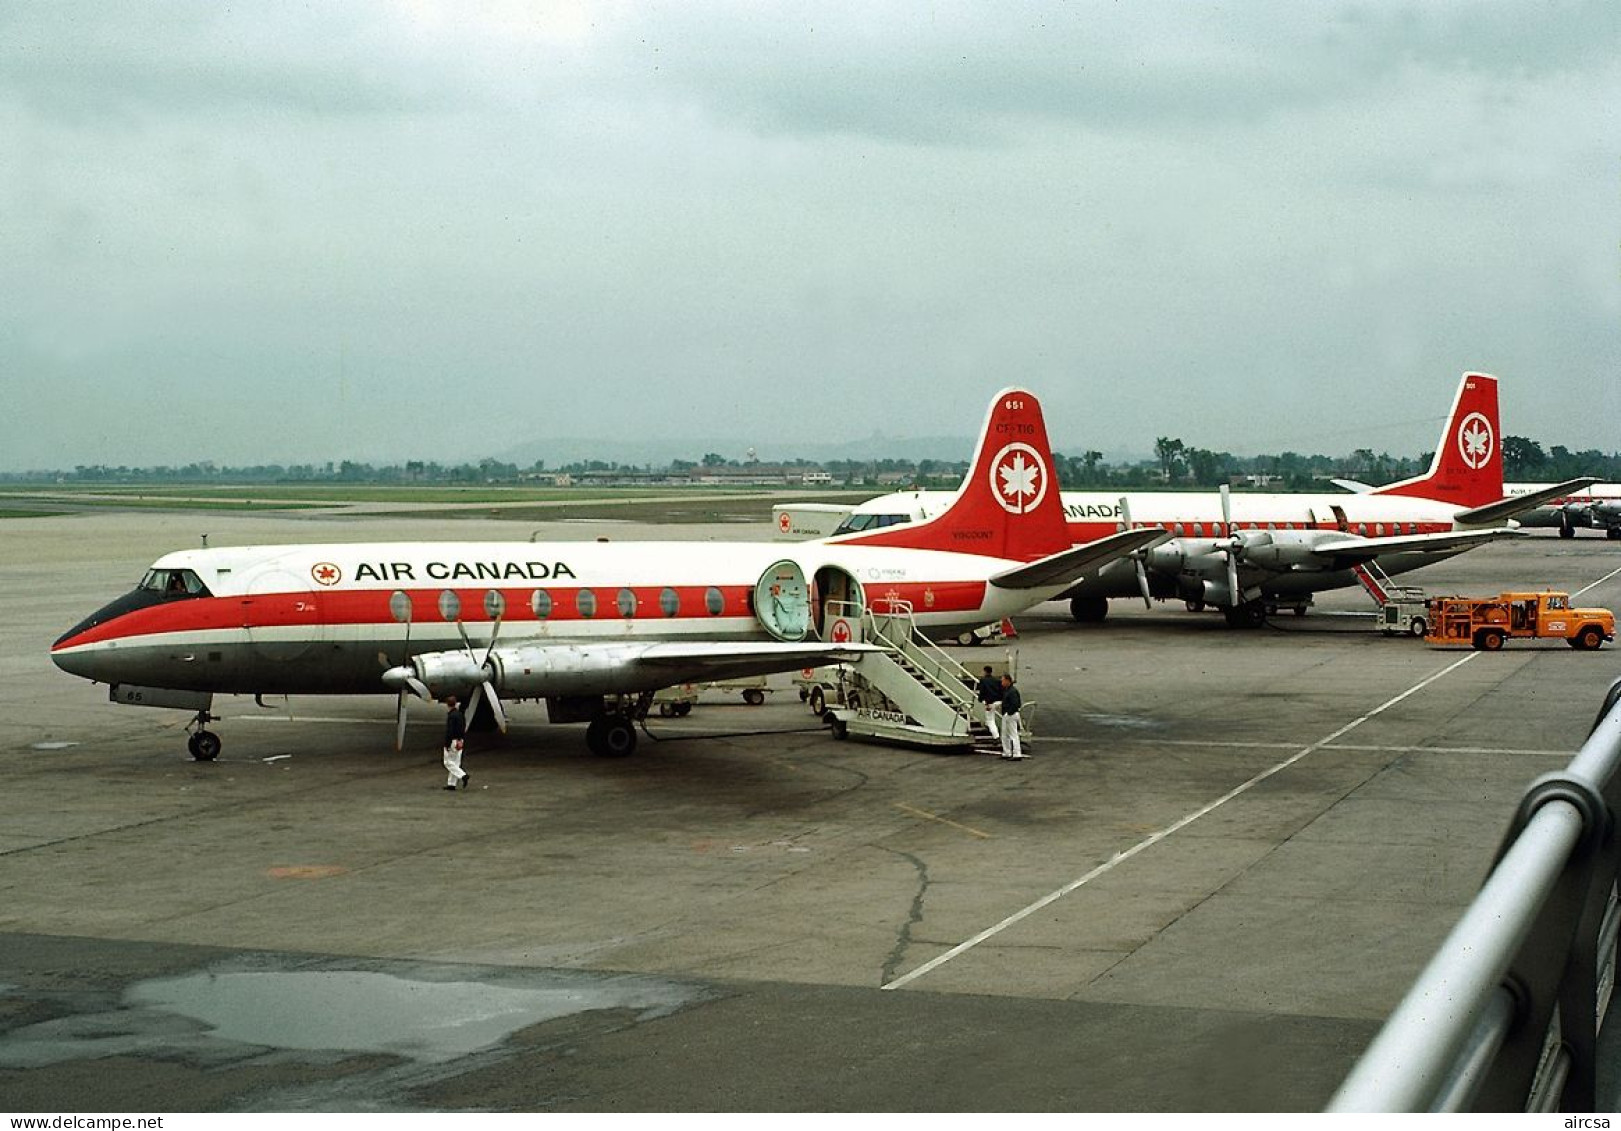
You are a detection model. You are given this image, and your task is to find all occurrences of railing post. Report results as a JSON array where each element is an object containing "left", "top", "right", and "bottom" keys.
[{"left": 1473, "top": 773, "right": 1608, "bottom": 1109}]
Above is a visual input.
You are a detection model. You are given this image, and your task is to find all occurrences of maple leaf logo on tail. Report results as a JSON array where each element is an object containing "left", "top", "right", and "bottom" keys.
[
  {"left": 1457, "top": 412, "right": 1494, "bottom": 471},
  {"left": 1370, "top": 373, "right": 1503, "bottom": 509},
  {"left": 991, "top": 443, "right": 1049, "bottom": 515}
]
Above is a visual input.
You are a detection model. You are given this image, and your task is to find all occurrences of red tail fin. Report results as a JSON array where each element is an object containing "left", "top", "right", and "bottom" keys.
[
  {"left": 832, "top": 389, "right": 1072, "bottom": 561},
  {"left": 1372, "top": 372, "right": 1502, "bottom": 509}
]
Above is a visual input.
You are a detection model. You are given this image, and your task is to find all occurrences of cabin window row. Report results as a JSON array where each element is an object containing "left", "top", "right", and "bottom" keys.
[
  {"left": 390, "top": 586, "right": 730, "bottom": 624},
  {"left": 1115, "top": 521, "right": 1424, "bottom": 538}
]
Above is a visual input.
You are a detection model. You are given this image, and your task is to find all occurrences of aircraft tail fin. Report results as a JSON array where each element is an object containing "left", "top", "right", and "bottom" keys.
[
  {"left": 1371, "top": 373, "right": 1502, "bottom": 509},
  {"left": 830, "top": 389, "right": 1072, "bottom": 561}
]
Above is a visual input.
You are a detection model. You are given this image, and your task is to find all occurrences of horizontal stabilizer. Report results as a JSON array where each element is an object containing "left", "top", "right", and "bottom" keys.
[
  {"left": 1454, "top": 477, "right": 1601, "bottom": 527},
  {"left": 1308, "top": 526, "right": 1525, "bottom": 563},
  {"left": 989, "top": 527, "right": 1166, "bottom": 591}
]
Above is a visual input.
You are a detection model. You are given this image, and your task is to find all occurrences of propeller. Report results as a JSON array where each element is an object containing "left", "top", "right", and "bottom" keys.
[
  {"left": 378, "top": 603, "right": 433, "bottom": 750},
  {"left": 1118, "top": 496, "right": 1153, "bottom": 609},
  {"left": 455, "top": 616, "right": 509, "bottom": 734},
  {"left": 1219, "top": 485, "right": 1241, "bottom": 607}
]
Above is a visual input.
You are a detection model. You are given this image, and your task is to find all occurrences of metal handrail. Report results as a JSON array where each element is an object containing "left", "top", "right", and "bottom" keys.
[
  {"left": 859, "top": 604, "right": 981, "bottom": 737},
  {"left": 1329, "top": 676, "right": 1621, "bottom": 1112}
]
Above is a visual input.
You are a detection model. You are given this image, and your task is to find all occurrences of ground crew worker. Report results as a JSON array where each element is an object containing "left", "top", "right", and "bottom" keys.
[
  {"left": 976, "top": 665, "right": 1003, "bottom": 738},
  {"left": 998, "top": 674, "right": 1026, "bottom": 761},
  {"left": 442, "top": 695, "right": 469, "bottom": 790}
]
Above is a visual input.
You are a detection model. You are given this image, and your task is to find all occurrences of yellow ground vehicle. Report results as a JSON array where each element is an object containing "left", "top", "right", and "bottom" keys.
[{"left": 1425, "top": 591, "right": 1614, "bottom": 651}]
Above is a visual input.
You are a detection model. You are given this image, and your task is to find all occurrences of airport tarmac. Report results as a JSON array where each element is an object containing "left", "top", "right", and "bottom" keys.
[{"left": 1, "top": 510, "right": 1618, "bottom": 1112}]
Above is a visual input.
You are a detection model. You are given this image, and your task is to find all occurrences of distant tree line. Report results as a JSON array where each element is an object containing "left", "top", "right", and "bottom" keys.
[{"left": 5, "top": 434, "right": 1616, "bottom": 489}]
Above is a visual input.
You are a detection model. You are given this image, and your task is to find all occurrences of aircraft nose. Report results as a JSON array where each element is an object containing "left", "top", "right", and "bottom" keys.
[
  {"left": 52, "top": 588, "right": 156, "bottom": 681},
  {"left": 50, "top": 639, "right": 104, "bottom": 682}
]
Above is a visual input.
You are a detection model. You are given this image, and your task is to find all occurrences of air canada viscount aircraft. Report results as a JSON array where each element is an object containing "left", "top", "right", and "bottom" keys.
[
  {"left": 52, "top": 389, "right": 1161, "bottom": 760},
  {"left": 829, "top": 373, "right": 1595, "bottom": 628}
]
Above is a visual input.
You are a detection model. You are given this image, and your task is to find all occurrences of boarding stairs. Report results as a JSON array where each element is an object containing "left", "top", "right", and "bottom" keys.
[
  {"left": 824, "top": 601, "right": 1028, "bottom": 753},
  {"left": 1351, "top": 558, "right": 1424, "bottom": 608}
]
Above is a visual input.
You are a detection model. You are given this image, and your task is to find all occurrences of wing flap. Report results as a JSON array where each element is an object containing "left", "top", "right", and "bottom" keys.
[
  {"left": 632, "top": 641, "right": 875, "bottom": 686},
  {"left": 1308, "top": 527, "right": 1525, "bottom": 562}
]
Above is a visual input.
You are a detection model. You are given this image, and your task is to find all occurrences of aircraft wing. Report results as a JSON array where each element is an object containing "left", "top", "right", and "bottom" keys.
[
  {"left": 627, "top": 641, "right": 878, "bottom": 686},
  {"left": 1454, "top": 477, "right": 1600, "bottom": 526},
  {"left": 989, "top": 527, "right": 1167, "bottom": 590},
  {"left": 1306, "top": 527, "right": 1526, "bottom": 563}
]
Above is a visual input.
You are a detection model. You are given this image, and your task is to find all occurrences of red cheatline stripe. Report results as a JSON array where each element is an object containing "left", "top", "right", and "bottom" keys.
[{"left": 54, "top": 580, "right": 991, "bottom": 650}]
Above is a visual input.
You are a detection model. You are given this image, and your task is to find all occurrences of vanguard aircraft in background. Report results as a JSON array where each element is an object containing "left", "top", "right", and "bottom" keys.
[
  {"left": 826, "top": 374, "right": 1595, "bottom": 628},
  {"left": 51, "top": 390, "right": 1160, "bottom": 761},
  {"left": 1503, "top": 482, "right": 1621, "bottom": 540}
]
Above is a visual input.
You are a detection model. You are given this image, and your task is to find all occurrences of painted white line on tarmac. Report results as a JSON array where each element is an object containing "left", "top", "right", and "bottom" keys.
[
  {"left": 1042, "top": 736, "right": 1568, "bottom": 757},
  {"left": 882, "top": 651, "right": 1482, "bottom": 991},
  {"left": 1573, "top": 562, "right": 1621, "bottom": 599}
]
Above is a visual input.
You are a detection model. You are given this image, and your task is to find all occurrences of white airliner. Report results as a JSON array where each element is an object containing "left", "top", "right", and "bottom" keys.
[
  {"left": 826, "top": 374, "right": 1595, "bottom": 628},
  {"left": 1503, "top": 482, "right": 1621, "bottom": 540},
  {"left": 51, "top": 390, "right": 1160, "bottom": 760}
]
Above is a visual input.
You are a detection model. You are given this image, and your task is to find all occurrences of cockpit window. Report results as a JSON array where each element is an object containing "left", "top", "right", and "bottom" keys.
[
  {"left": 832, "top": 513, "right": 911, "bottom": 535},
  {"left": 138, "top": 569, "right": 211, "bottom": 598}
]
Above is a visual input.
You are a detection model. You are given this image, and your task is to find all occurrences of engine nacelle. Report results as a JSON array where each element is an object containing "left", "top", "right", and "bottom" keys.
[
  {"left": 1147, "top": 538, "right": 1222, "bottom": 573},
  {"left": 1240, "top": 539, "right": 1321, "bottom": 570},
  {"left": 486, "top": 643, "right": 642, "bottom": 698},
  {"left": 410, "top": 651, "right": 488, "bottom": 692}
]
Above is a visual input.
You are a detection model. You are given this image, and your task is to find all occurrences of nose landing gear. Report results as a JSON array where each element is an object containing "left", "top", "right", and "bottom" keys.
[{"left": 186, "top": 709, "right": 222, "bottom": 761}]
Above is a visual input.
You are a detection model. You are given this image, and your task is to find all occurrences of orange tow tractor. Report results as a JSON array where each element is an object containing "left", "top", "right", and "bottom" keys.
[{"left": 1425, "top": 591, "right": 1614, "bottom": 651}]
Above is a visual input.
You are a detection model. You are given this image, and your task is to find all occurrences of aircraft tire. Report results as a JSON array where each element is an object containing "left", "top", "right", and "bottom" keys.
[
  {"left": 188, "top": 730, "right": 221, "bottom": 762},
  {"left": 1608, "top": 527, "right": 1620, "bottom": 541},
  {"left": 1222, "top": 602, "right": 1267, "bottom": 629},
  {"left": 591, "top": 717, "right": 636, "bottom": 757},
  {"left": 1069, "top": 595, "right": 1108, "bottom": 623}
]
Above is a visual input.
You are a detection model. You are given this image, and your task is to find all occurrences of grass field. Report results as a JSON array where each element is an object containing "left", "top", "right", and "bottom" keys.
[{"left": 0, "top": 485, "right": 876, "bottom": 521}]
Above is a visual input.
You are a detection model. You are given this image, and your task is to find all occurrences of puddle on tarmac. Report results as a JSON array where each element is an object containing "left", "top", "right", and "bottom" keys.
[
  {"left": 0, "top": 965, "right": 703, "bottom": 1069},
  {"left": 1079, "top": 713, "right": 1163, "bottom": 730},
  {"left": 126, "top": 969, "right": 689, "bottom": 1063}
]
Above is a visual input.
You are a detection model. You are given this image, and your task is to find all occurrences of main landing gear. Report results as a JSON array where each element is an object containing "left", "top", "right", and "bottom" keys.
[
  {"left": 1221, "top": 600, "right": 1269, "bottom": 629},
  {"left": 1069, "top": 595, "right": 1109, "bottom": 623},
  {"left": 585, "top": 691, "right": 655, "bottom": 757},
  {"left": 186, "top": 709, "right": 222, "bottom": 761}
]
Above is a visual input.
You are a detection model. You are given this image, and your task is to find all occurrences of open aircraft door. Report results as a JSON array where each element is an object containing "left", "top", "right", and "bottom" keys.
[{"left": 814, "top": 565, "right": 865, "bottom": 644}]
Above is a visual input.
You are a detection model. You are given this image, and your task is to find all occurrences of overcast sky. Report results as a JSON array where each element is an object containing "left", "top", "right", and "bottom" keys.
[{"left": 2, "top": 1, "right": 1617, "bottom": 472}]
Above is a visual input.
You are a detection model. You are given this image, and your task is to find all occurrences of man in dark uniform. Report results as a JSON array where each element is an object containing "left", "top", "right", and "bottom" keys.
[
  {"left": 442, "top": 695, "right": 468, "bottom": 790},
  {"left": 976, "top": 665, "right": 1003, "bottom": 738},
  {"left": 998, "top": 674, "right": 1026, "bottom": 760}
]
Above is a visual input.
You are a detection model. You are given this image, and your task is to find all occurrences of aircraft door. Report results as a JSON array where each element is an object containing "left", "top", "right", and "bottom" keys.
[
  {"left": 241, "top": 569, "right": 325, "bottom": 661},
  {"left": 813, "top": 565, "right": 865, "bottom": 644},
  {"left": 754, "top": 560, "right": 812, "bottom": 642}
]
